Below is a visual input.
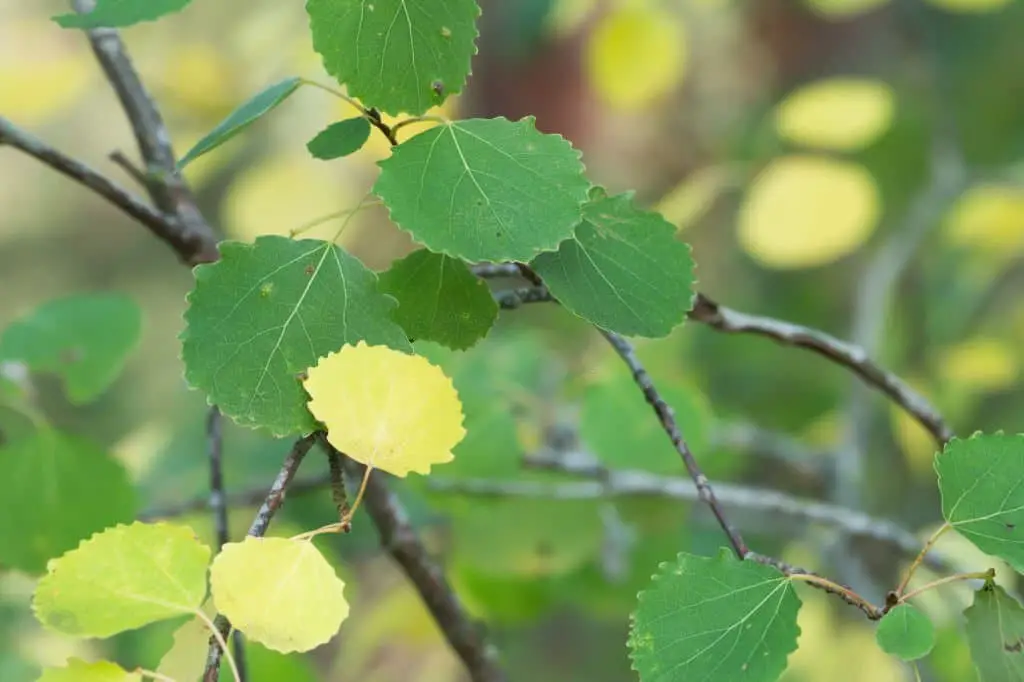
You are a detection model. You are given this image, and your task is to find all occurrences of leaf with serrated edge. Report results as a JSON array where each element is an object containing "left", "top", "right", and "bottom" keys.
[
  {"left": 374, "top": 117, "right": 591, "bottom": 262},
  {"left": 964, "top": 582, "right": 1024, "bottom": 681},
  {"left": 628, "top": 550, "right": 801, "bottom": 682},
  {"left": 378, "top": 249, "right": 498, "bottom": 350},
  {"left": 181, "top": 236, "right": 410, "bottom": 436},
  {"left": 33, "top": 522, "right": 210, "bottom": 638},
  {"left": 876, "top": 603, "right": 935, "bottom": 661},
  {"left": 37, "top": 658, "right": 141, "bottom": 682},
  {"left": 307, "top": 117, "right": 372, "bottom": 160},
  {"left": 177, "top": 78, "right": 302, "bottom": 169},
  {"left": 307, "top": 0, "right": 479, "bottom": 116},
  {"left": 304, "top": 341, "right": 465, "bottom": 476},
  {"left": 532, "top": 190, "right": 695, "bottom": 337},
  {"left": 211, "top": 536, "right": 348, "bottom": 652},
  {"left": 936, "top": 432, "right": 1024, "bottom": 572},
  {"left": 0, "top": 293, "right": 141, "bottom": 404},
  {"left": 0, "top": 429, "right": 136, "bottom": 573},
  {"left": 54, "top": 0, "right": 192, "bottom": 28}
]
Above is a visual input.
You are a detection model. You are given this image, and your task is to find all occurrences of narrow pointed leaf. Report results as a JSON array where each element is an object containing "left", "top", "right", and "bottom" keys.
[
  {"left": 177, "top": 78, "right": 302, "bottom": 169},
  {"left": 54, "top": 0, "right": 192, "bottom": 28},
  {"left": 307, "top": 117, "right": 372, "bottom": 160}
]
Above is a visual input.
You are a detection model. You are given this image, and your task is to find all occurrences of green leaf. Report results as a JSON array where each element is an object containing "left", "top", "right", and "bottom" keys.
[
  {"left": 531, "top": 191, "right": 696, "bottom": 337},
  {"left": 176, "top": 78, "right": 303, "bottom": 170},
  {"left": 54, "top": 0, "right": 192, "bottom": 28},
  {"left": 378, "top": 249, "right": 498, "bottom": 350},
  {"left": 210, "top": 536, "right": 348, "bottom": 652},
  {"left": 307, "top": 117, "right": 372, "bottom": 160},
  {"left": 0, "top": 429, "right": 136, "bottom": 573},
  {"left": 38, "top": 658, "right": 140, "bottom": 682},
  {"left": 964, "top": 582, "right": 1024, "bottom": 681},
  {"left": 33, "top": 522, "right": 210, "bottom": 638},
  {"left": 307, "top": 0, "right": 480, "bottom": 116},
  {"left": 876, "top": 603, "right": 935, "bottom": 661},
  {"left": 581, "top": 374, "right": 711, "bottom": 475},
  {"left": 181, "top": 236, "right": 410, "bottom": 436},
  {"left": 628, "top": 551, "right": 800, "bottom": 682},
  {"left": 374, "top": 117, "right": 591, "bottom": 262},
  {"left": 936, "top": 432, "right": 1024, "bottom": 572},
  {"left": 0, "top": 293, "right": 141, "bottom": 404}
]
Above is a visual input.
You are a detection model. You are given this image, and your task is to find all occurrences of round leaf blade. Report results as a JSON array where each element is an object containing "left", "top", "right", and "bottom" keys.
[{"left": 876, "top": 603, "right": 935, "bottom": 661}]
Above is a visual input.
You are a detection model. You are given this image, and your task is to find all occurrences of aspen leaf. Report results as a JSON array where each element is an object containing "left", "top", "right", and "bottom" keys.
[
  {"left": 738, "top": 155, "right": 881, "bottom": 269},
  {"left": 876, "top": 604, "right": 935, "bottom": 661},
  {"left": 944, "top": 184, "right": 1024, "bottom": 257},
  {"left": 37, "top": 659, "right": 140, "bottom": 682},
  {"left": 33, "top": 522, "right": 211, "bottom": 638},
  {"left": 964, "top": 582, "right": 1024, "bottom": 680},
  {"left": 54, "top": 0, "right": 193, "bottom": 28},
  {"left": 210, "top": 536, "right": 348, "bottom": 653},
  {"left": 304, "top": 342, "right": 465, "bottom": 476},
  {"left": 774, "top": 78, "right": 895, "bottom": 151},
  {"left": 586, "top": 4, "right": 687, "bottom": 110}
]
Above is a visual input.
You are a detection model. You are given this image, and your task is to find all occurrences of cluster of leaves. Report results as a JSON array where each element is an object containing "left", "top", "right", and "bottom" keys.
[{"left": 12, "top": 1, "right": 1024, "bottom": 682}]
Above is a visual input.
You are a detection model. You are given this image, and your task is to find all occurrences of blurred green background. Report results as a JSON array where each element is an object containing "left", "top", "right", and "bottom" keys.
[{"left": 2, "top": 0, "right": 1024, "bottom": 680}]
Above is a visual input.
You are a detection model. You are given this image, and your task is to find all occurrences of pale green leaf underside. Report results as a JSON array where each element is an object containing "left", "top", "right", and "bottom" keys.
[
  {"left": 0, "top": 430, "right": 136, "bottom": 574},
  {"left": 177, "top": 78, "right": 302, "bottom": 170},
  {"left": 964, "top": 583, "right": 1024, "bottom": 682},
  {"left": 875, "top": 603, "right": 935, "bottom": 661},
  {"left": 38, "top": 658, "right": 141, "bottom": 682},
  {"left": 378, "top": 249, "right": 497, "bottom": 350},
  {"left": 374, "top": 117, "right": 590, "bottom": 262},
  {"left": 532, "top": 191, "right": 696, "bottom": 338},
  {"left": 629, "top": 551, "right": 800, "bottom": 682},
  {"left": 307, "top": 0, "right": 479, "bottom": 116},
  {"left": 33, "top": 522, "right": 210, "bottom": 638},
  {"left": 181, "top": 236, "right": 410, "bottom": 436},
  {"left": 0, "top": 293, "right": 141, "bottom": 404},
  {"left": 54, "top": 0, "right": 192, "bottom": 28},
  {"left": 936, "top": 433, "right": 1024, "bottom": 572}
]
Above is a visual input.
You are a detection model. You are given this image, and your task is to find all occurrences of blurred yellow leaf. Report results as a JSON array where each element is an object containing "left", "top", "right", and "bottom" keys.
[
  {"left": 37, "top": 659, "right": 140, "bottom": 682},
  {"left": 221, "top": 153, "right": 358, "bottom": 242},
  {"left": 0, "top": 20, "right": 91, "bottom": 125},
  {"left": 155, "top": 43, "right": 239, "bottom": 118},
  {"left": 939, "top": 338, "right": 1018, "bottom": 391},
  {"left": 925, "top": 0, "right": 1012, "bottom": 12},
  {"left": 802, "top": 0, "right": 891, "bottom": 18},
  {"left": 890, "top": 392, "right": 939, "bottom": 475},
  {"left": 585, "top": 4, "right": 687, "bottom": 111},
  {"left": 775, "top": 78, "right": 895, "bottom": 151},
  {"left": 738, "top": 155, "right": 881, "bottom": 269},
  {"left": 304, "top": 342, "right": 466, "bottom": 477},
  {"left": 944, "top": 184, "right": 1024, "bottom": 258},
  {"left": 655, "top": 165, "right": 739, "bottom": 231}
]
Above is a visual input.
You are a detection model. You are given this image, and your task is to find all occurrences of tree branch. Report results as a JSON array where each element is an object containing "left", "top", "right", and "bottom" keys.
[
  {"left": 340, "top": 456, "right": 506, "bottom": 682},
  {"left": 202, "top": 435, "right": 315, "bottom": 682}
]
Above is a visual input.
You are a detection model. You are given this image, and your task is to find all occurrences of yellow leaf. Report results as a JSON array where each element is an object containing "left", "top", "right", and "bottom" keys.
[
  {"left": 925, "top": 0, "right": 1012, "bottom": 12},
  {"left": 38, "top": 659, "right": 141, "bottom": 682},
  {"left": 775, "top": 78, "right": 895, "bottom": 151},
  {"left": 738, "top": 155, "right": 881, "bottom": 269},
  {"left": 803, "top": 0, "right": 891, "bottom": 18},
  {"left": 655, "top": 165, "right": 739, "bottom": 231},
  {"left": 210, "top": 536, "right": 348, "bottom": 653},
  {"left": 154, "top": 43, "right": 240, "bottom": 119},
  {"left": 939, "top": 338, "right": 1018, "bottom": 391},
  {"left": 304, "top": 342, "right": 466, "bottom": 477},
  {"left": 585, "top": 4, "right": 687, "bottom": 111},
  {"left": 944, "top": 184, "right": 1024, "bottom": 258}
]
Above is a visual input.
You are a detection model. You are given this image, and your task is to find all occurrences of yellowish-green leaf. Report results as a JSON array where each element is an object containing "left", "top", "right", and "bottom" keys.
[
  {"left": 585, "top": 4, "right": 687, "bottom": 110},
  {"left": 803, "top": 0, "right": 890, "bottom": 19},
  {"left": 944, "top": 184, "right": 1024, "bottom": 258},
  {"left": 939, "top": 338, "right": 1018, "bottom": 392},
  {"left": 304, "top": 342, "right": 466, "bottom": 476},
  {"left": 37, "top": 659, "right": 140, "bottom": 682},
  {"left": 738, "top": 155, "right": 881, "bottom": 269},
  {"left": 774, "top": 78, "right": 895, "bottom": 151},
  {"left": 655, "top": 165, "right": 739, "bottom": 231},
  {"left": 210, "top": 536, "right": 348, "bottom": 653},
  {"left": 33, "top": 522, "right": 211, "bottom": 638},
  {"left": 925, "top": 0, "right": 1012, "bottom": 12}
]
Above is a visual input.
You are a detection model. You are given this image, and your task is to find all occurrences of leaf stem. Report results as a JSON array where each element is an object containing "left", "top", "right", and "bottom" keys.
[
  {"left": 290, "top": 465, "right": 374, "bottom": 540},
  {"left": 138, "top": 669, "right": 176, "bottom": 682},
  {"left": 289, "top": 200, "right": 380, "bottom": 239},
  {"left": 328, "top": 191, "right": 377, "bottom": 245},
  {"left": 194, "top": 608, "right": 241, "bottom": 682},
  {"left": 787, "top": 573, "right": 883, "bottom": 618},
  {"left": 896, "top": 522, "right": 951, "bottom": 597},
  {"left": 899, "top": 568, "right": 994, "bottom": 604},
  {"left": 301, "top": 79, "right": 368, "bottom": 116},
  {"left": 391, "top": 115, "right": 448, "bottom": 139}
]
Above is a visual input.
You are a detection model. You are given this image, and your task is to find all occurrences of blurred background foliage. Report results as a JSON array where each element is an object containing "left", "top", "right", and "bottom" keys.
[{"left": 2, "top": 0, "right": 1024, "bottom": 680}]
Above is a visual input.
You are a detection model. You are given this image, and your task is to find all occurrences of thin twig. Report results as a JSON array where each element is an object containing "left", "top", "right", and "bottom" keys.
[
  {"left": 340, "top": 455, "right": 506, "bottom": 682},
  {"left": 598, "top": 328, "right": 750, "bottom": 559},
  {"left": 202, "top": 435, "right": 315, "bottom": 682},
  {"left": 109, "top": 150, "right": 149, "bottom": 187}
]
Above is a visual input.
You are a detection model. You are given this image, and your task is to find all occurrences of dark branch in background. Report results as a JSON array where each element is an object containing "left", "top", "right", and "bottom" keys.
[
  {"left": 711, "top": 421, "right": 829, "bottom": 478},
  {"left": 339, "top": 455, "right": 507, "bottom": 682},
  {"left": 202, "top": 435, "right": 315, "bottom": 682},
  {"left": 71, "top": 0, "right": 218, "bottom": 265}
]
